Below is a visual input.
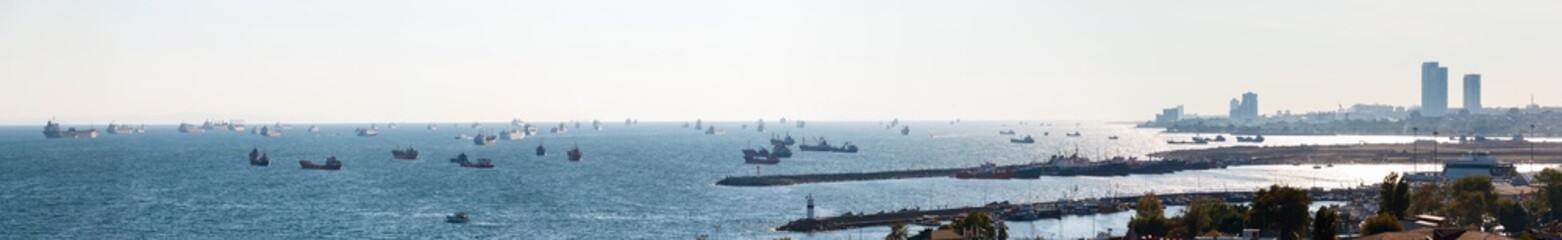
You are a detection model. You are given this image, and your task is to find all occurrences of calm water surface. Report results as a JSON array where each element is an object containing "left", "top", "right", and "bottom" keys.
[{"left": 0, "top": 121, "right": 1548, "bottom": 239}]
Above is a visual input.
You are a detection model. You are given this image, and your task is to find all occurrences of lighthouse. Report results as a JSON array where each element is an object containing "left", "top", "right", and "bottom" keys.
[{"left": 805, "top": 193, "right": 815, "bottom": 219}]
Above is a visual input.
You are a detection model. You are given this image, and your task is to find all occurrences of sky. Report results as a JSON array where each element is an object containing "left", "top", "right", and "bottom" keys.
[{"left": 3, "top": 0, "right": 1561, "bottom": 124}]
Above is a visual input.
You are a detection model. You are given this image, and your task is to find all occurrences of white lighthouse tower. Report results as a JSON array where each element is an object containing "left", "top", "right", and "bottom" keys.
[{"left": 806, "top": 193, "right": 815, "bottom": 219}]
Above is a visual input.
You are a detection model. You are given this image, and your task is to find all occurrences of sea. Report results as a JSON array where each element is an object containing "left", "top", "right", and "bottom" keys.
[{"left": 1, "top": 121, "right": 1555, "bottom": 239}]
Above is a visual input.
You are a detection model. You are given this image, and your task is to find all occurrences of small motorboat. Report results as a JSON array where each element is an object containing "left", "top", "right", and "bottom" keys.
[
  {"left": 446, "top": 212, "right": 470, "bottom": 224},
  {"left": 535, "top": 144, "right": 546, "bottom": 156},
  {"left": 248, "top": 148, "right": 270, "bottom": 166}
]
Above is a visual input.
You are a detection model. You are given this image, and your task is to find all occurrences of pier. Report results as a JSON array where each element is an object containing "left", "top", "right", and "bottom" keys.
[{"left": 776, "top": 188, "right": 1373, "bottom": 232}]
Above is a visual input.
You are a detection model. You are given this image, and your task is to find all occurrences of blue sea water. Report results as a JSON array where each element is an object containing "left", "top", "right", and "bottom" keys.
[{"left": 0, "top": 121, "right": 1548, "bottom": 239}]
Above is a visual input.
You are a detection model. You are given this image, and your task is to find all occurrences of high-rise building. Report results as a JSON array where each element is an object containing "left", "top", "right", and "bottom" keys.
[
  {"left": 1463, "top": 74, "right": 1481, "bottom": 111},
  {"left": 1420, "top": 62, "right": 1449, "bottom": 117},
  {"left": 1228, "top": 92, "right": 1259, "bottom": 120},
  {"left": 1156, "top": 105, "right": 1184, "bottom": 123}
]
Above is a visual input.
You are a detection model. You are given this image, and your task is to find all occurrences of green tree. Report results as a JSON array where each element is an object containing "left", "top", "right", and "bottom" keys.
[
  {"left": 1175, "top": 198, "right": 1243, "bottom": 238},
  {"left": 1496, "top": 198, "right": 1532, "bottom": 234},
  {"left": 886, "top": 222, "right": 908, "bottom": 240},
  {"left": 1537, "top": 168, "right": 1562, "bottom": 221},
  {"left": 1312, "top": 207, "right": 1339, "bottom": 240},
  {"left": 1444, "top": 176, "right": 1496, "bottom": 227},
  {"left": 1379, "top": 173, "right": 1411, "bottom": 218},
  {"left": 1249, "top": 185, "right": 1312, "bottom": 240},
  {"left": 1360, "top": 213, "right": 1403, "bottom": 235},
  {"left": 948, "top": 211, "right": 1005, "bottom": 240},
  {"left": 1408, "top": 182, "right": 1445, "bottom": 216},
  {"left": 1129, "top": 192, "right": 1171, "bottom": 237}
]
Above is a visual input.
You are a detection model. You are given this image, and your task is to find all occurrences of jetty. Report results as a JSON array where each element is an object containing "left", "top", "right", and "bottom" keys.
[
  {"left": 718, "top": 159, "right": 1232, "bottom": 187},
  {"left": 777, "top": 187, "right": 1373, "bottom": 232}
]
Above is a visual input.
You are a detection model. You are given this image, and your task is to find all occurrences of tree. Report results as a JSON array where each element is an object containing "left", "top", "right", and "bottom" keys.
[
  {"left": 948, "top": 211, "right": 1005, "bottom": 240},
  {"left": 1444, "top": 176, "right": 1496, "bottom": 227},
  {"left": 1129, "top": 192, "right": 1171, "bottom": 237},
  {"left": 1536, "top": 168, "right": 1562, "bottom": 221},
  {"left": 1249, "top": 185, "right": 1312, "bottom": 240},
  {"left": 1379, "top": 173, "right": 1412, "bottom": 218},
  {"left": 1175, "top": 198, "right": 1243, "bottom": 238},
  {"left": 1497, "top": 198, "right": 1532, "bottom": 234},
  {"left": 1312, "top": 207, "right": 1339, "bottom": 240},
  {"left": 886, "top": 222, "right": 908, "bottom": 240},
  {"left": 1360, "top": 213, "right": 1403, "bottom": 235},
  {"left": 1408, "top": 182, "right": 1445, "bottom": 216}
]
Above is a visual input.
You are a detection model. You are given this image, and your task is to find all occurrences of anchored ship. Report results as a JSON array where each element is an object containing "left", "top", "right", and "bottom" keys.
[{"left": 42, "top": 121, "right": 97, "bottom": 139}]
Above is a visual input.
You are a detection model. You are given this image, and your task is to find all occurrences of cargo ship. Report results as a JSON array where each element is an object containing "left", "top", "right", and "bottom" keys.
[
  {"left": 300, "top": 156, "right": 343, "bottom": 170},
  {"left": 742, "top": 149, "right": 780, "bottom": 164},
  {"left": 798, "top": 138, "right": 858, "bottom": 153},
  {"left": 42, "top": 121, "right": 97, "bottom": 139},
  {"left": 1010, "top": 135, "right": 1035, "bottom": 144},
  {"left": 228, "top": 120, "right": 246, "bottom": 132}
]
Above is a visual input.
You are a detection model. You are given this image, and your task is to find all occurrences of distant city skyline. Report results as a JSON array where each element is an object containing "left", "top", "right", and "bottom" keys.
[{"left": 4, "top": 1, "right": 1562, "bottom": 124}]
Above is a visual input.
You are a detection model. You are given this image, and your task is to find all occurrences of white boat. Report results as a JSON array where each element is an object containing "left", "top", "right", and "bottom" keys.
[{"left": 500, "top": 129, "right": 526, "bottom": 140}]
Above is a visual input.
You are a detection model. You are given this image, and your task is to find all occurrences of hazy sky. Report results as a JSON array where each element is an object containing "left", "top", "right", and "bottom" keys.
[{"left": 3, "top": 0, "right": 1561, "bottom": 124}]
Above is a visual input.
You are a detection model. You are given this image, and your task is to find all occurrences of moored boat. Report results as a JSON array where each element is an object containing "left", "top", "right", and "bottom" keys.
[
  {"left": 1235, "top": 135, "right": 1265, "bottom": 143},
  {"left": 955, "top": 162, "right": 1013, "bottom": 179}
]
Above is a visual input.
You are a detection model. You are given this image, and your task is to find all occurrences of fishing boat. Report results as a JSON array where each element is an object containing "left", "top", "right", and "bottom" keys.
[
  {"left": 511, "top": 118, "right": 525, "bottom": 126},
  {"left": 567, "top": 145, "right": 582, "bottom": 161},
  {"left": 427, "top": 124, "right": 437, "bottom": 131},
  {"left": 782, "top": 134, "right": 796, "bottom": 145},
  {"left": 42, "top": 120, "right": 97, "bottom": 139},
  {"left": 299, "top": 156, "right": 343, "bottom": 170},
  {"left": 999, "top": 130, "right": 1016, "bottom": 135},
  {"left": 900, "top": 126, "right": 910, "bottom": 136},
  {"left": 1211, "top": 135, "right": 1227, "bottom": 142},
  {"left": 1010, "top": 135, "right": 1035, "bottom": 144},
  {"left": 392, "top": 147, "right": 419, "bottom": 160},
  {"left": 535, "top": 143, "right": 547, "bottom": 156},
  {"left": 1108, "top": 136, "right": 1120, "bottom": 140},
  {"left": 179, "top": 122, "right": 204, "bottom": 133},
  {"left": 473, "top": 133, "right": 497, "bottom": 145},
  {"left": 135, "top": 125, "right": 146, "bottom": 133},
  {"left": 705, "top": 126, "right": 724, "bottom": 135},
  {"left": 308, "top": 125, "right": 321, "bottom": 132},
  {"left": 449, "top": 153, "right": 470, "bottom": 163},
  {"left": 248, "top": 148, "right": 268, "bottom": 166},
  {"left": 1065, "top": 132, "right": 1082, "bottom": 137},
  {"left": 446, "top": 212, "right": 470, "bottom": 224},
  {"left": 955, "top": 163, "right": 1013, "bottom": 179},
  {"left": 459, "top": 158, "right": 495, "bottom": 168}
]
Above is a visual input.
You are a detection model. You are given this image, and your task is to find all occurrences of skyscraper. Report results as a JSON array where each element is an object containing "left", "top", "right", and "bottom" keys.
[
  {"left": 1463, "top": 74, "right": 1481, "bottom": 111},
  {"left": 1228, "top": 92, "right": 1259, "bottom": 120},
  {"left": 1420, "top": 62, "right": 1449, "bottom": 117}
]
